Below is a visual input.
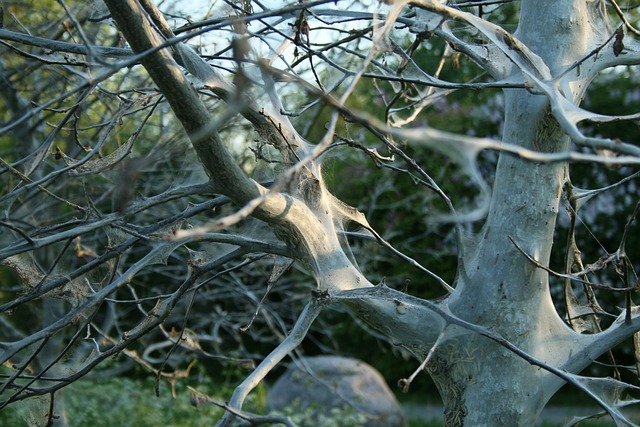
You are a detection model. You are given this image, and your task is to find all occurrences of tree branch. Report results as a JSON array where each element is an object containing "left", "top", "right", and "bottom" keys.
[
  {"left": 103, "top": 0, "right": 261, "bottom": 204},
  {"left": 216, "top": 294, "right": 329, "bottom": 426},
  {"left": 0, "top": 28, "right": 132, "bottom": 58}
]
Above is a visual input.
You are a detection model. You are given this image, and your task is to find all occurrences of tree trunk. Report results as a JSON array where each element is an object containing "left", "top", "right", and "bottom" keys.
[{"left": 437, "top": 1, "right": 600, "bottom": 425}]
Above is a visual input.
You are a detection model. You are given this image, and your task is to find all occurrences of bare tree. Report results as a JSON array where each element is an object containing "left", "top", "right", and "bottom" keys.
[{"left": 1, "top": 0, "right": 640, "bottom": 425}]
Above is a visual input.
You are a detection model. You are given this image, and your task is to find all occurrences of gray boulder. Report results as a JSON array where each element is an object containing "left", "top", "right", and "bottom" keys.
[{"left": 267, "top": 356, "right": 406, "bottom": 427}]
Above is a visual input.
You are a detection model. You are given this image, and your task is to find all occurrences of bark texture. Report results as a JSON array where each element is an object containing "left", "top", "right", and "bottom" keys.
[{"left": 441, "top": 1, "right": 617, "bottom": 424}]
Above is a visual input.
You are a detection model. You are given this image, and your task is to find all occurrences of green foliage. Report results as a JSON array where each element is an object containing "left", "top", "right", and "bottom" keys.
[
  {"left": 0, "top": 375, "right": 381, "bottom": 427},
  {"left": 0, "top": 377, "right": 224, "bottom": 427},
  {"left": 408, "top": 420, "right": 438, "bottom": 427},
  {"left": 272, "top": 400, "right": 368, "bottom": 427},
  {"left": 0, "top": 367, "right": 268, "bottom": 426}
]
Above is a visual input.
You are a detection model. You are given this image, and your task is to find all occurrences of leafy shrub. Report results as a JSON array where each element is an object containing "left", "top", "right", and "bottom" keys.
[{"left": 0, "top": 377, "right": 223, "bottom": 427}]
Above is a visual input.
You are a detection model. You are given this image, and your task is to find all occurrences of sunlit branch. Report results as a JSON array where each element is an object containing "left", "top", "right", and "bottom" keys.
[{"left": 609, "top": 0, "right": 640, "bottom": 36}]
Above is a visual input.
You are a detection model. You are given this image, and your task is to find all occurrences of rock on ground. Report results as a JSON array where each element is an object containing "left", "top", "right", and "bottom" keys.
[{"left": 267, "top": 356, "right": 406, "bottom": 427}]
